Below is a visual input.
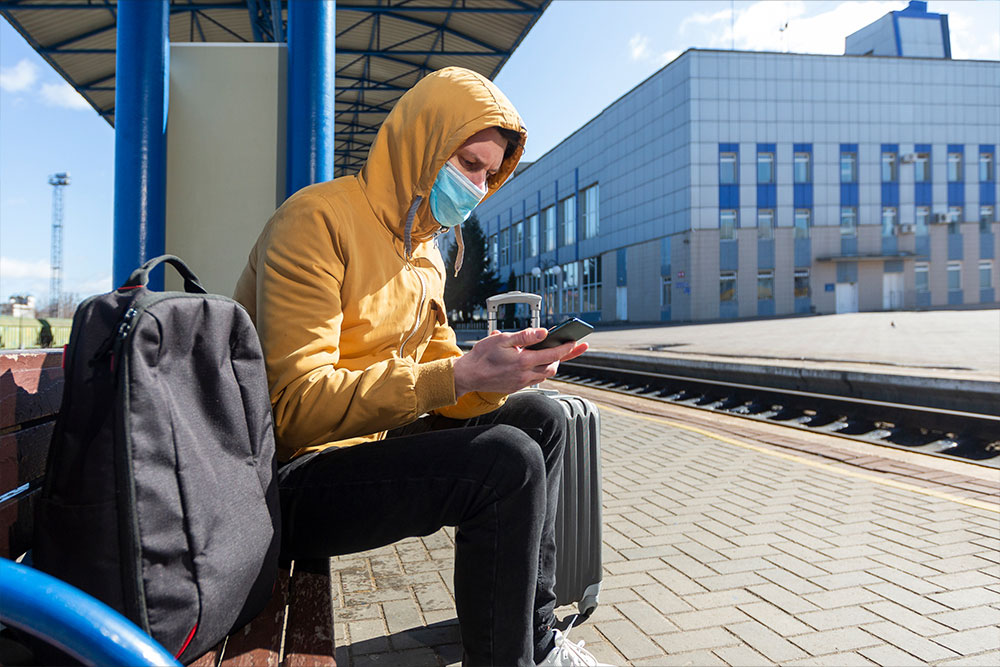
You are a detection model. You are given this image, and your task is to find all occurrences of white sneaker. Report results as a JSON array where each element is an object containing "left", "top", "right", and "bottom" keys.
[{"left": 536, "top": 628, "right": 613, "bottom": 666}]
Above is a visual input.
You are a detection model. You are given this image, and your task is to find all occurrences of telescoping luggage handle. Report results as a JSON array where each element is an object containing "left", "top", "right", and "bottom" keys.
[
  {"left": 122, "top": 254, "right": 208, "bottom": 295},
  {"left": 486, "top": 291, "right": 541, "bottom": 334}
]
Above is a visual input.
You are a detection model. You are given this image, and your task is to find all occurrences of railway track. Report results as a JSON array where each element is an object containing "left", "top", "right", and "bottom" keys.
[{"left": 556, "top": 353, "right": 1000, "bottom": 468}]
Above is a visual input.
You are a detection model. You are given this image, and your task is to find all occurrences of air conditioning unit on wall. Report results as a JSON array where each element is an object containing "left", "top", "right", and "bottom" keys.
[
  {"left": 901, "top": 153, "right": 917, "bottom": 164},
  {"left": 899, "top": 223, "right": 915, "bottom": 234},
  {"left": 931, "top": 213, "right": 949, "bottom": 223}
]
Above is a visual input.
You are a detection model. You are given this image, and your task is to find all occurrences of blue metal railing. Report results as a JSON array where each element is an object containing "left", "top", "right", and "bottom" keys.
[{"left": 0, "top": 558, "right": 180, "bottom": 667}]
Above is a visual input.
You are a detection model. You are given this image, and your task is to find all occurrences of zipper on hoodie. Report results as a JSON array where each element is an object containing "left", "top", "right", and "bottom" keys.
[{"left": 398, "top": 261, "right": 427, "bottom": 358}]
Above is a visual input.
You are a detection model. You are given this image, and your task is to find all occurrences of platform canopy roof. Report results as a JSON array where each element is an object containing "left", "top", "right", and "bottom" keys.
[{"left": 1, "top": 0, "right": 549, "bottom": 174}]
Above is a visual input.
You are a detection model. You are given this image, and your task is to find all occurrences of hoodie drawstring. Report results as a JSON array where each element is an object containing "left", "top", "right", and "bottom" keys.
[
  {"left": 403, "top": 196, "right": 423, "bottom": 261},
  {"left": 453, "top": 225, "right": 465, "bottom": 276}
]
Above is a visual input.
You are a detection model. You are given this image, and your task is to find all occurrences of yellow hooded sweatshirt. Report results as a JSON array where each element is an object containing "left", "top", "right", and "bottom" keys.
[{"left": 234, "top": 67, "right": 527, "bottom": 462}]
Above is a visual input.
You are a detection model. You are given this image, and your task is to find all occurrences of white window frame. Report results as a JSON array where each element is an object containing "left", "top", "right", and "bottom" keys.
[
  {"left": 980, "top": 152, "right": 995, "bottom": 182},
  {"left": 947, "top": 261, "right": 962, "bottom": 291},
  {"left": 560, "top": 261, "right": 579, "bottom": 313},
  {"left": 915, "top": 262, "right": 929, "bottom": 293},
  {"left": 979, "top": 261, "right": 993, "bottom": 290},
  {"left": 947, "top": 152, "right": 963, "bottom": 182},
  {"left": 757, "top": 152, "right": 775, "bottom": 184},
  {"left": 840, "top": 151, "right": 857, "bottom": 183},
  {"left": 915, "top": 153, "right": 931, "bottom": 182},
  {"left": 793, "top": 152, "right": 811, "bottom": 183},
  {"left": 882, "top": 207, "right": 897, "bottom": 236},
  {"left": 720, "top": 209, "right": 738, "bottom": 240},
  {"left": 720, "top": 271, "right": 737, "bottom": 303},
  {"left": 561, "top": 196, "right": 576, "bottom": 246},
  {"left": 581, "top": 256, "right": 602, "bottom": 313},
  {"left": 881, "top": 152, "right": 898, "bottom": 182},
  {"left": 543, "top": 206, "right": 557, "bottom": 252},
  {"left": 757, "top": 209, "right": 774, "bottom": 240},
  {"left": 757, "top": 270, "right": 774, "bottom": 301},
  {"left": 512, "top": 221, "right": 524, "bottom": 263},
  {"left": 499, "top": 228, "right": 509, "bottom": 266},
  {"left": 794, "top": 209, "right": 811, "bottom": 239},
  {"left": 527, "top": 214, "right": 539, "bottom": 257},
  {"left": 916, "top": 206, "right": 931, "bottom": 234},
  {"left": 794, "top": 269, "right": 810, "bottom": 299},
  {"left": 581, "top": 185, "right": 599, "bottom": 239},
  {"left": 720, "top": 152, "right": 738, "bottom": 185},
  {"left": 840, "top": 207, "right": 857, "bottom": 238}
]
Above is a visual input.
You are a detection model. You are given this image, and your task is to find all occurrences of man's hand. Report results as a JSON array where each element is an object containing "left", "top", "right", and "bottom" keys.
[{"left": 453, "top": 327, "right": 589, "bottom": 397}]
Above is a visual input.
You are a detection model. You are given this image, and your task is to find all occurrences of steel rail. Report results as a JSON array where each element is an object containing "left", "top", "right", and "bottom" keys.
[{"left": 557, "top": 358, "right": 1000, "bottom": 468}]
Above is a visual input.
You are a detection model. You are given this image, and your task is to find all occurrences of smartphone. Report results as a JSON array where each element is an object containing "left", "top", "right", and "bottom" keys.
[{"left": 525, "top": 317, "right": 594, "bottom": 350}]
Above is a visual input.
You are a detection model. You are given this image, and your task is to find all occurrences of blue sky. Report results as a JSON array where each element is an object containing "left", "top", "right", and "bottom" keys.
[{"left": 2, "top": 0, "right": 998, "bottom": 304}]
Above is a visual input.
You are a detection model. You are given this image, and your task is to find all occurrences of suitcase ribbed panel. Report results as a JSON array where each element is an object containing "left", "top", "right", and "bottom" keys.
[{"left": 553, "top": 394, "right": 602, "bottom": 618}]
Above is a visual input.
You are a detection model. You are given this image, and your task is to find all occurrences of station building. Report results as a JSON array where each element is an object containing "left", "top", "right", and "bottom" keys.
[{"left": 473, "top": 1, "right": 999, "bottom": 324}]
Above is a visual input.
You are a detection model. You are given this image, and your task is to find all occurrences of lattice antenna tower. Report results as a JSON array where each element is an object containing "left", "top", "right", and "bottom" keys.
[{"left": 48, "top": 172, "right": 70, "bottom": 317}]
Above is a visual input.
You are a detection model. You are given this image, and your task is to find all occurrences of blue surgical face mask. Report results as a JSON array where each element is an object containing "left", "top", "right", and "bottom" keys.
[{"left": 429, "top": 160, "right": 488, "bottom": 228}]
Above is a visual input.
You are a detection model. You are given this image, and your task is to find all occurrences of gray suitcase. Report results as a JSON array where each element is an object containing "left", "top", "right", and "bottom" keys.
[{"left": 486, "top": 292, "right": 602, "bottom": 620}]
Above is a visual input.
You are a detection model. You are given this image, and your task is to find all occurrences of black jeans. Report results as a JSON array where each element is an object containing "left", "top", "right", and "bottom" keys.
[{"left": 276, "top": 392, "right": 566, "bottom": 666}]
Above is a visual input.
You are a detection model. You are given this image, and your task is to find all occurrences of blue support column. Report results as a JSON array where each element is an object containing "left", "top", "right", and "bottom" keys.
[
  {"left": 287, "top": 0, "right": 336, "bottom": 197},
  {"left": 113, "top": 0, "right": 169, "bottom": 289}
]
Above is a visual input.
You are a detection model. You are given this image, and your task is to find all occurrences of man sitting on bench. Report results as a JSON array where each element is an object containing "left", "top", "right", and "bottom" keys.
[{"left": 234, "top": 67, "right": 605, "bottom": 667}]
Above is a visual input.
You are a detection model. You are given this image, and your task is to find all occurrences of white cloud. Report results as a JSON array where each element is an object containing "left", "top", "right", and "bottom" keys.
[
  {"left": 657, "top": 50, "right": 682, "bottom": 67},
  {"left": 949, "top": 12, "right": 1000, "bottom": 61},
  {"left": 0, "top": 257, "right": 50, "bottom": 280},
  {"left": 681, "top": 0, "right": 903, "bottom": 55},
  {"left": 0, "top": 59, "right": 39, "bottom": 92},
  {"left": 629, "top": 34, "right": 650, "bottom": 60},
  {"left": 39, "top": 80, "right": 91, "bottom": 110},
  {"left": 76, "top": 274, "right": 112, "bottom": 296},
  {"left": 630, "top": 33, "right": 680, "bottom": 67}
]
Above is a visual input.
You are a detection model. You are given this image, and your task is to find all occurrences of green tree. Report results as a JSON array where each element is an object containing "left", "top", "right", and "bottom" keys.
[{"left": 443, "top": 214, "right": 502, "bottom": 322}]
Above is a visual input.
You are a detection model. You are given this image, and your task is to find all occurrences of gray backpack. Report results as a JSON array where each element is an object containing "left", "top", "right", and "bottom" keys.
[{"left": 33, "top": 255, "right": 280, "bottom": 663}]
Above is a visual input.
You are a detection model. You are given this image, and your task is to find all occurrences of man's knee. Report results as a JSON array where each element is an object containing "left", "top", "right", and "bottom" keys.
[
  {"left": 504, "top": 392, "right": 566, "bottom": 449},
  {"left": 477, "top": 424, "right": 547, "bottom": 489}
]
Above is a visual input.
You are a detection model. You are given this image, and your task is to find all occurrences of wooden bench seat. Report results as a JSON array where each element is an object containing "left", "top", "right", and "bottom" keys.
[{"left": 0, "top": 350, "right": 336, "bottom": 666}]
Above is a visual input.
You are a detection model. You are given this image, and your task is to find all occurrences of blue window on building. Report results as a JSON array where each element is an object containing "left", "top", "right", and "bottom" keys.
[
  {"left": 794, "top": 269, "right": 810, "bottom": 299},
  {"left": 948, "top": 205, "right": 963, "bottom": 234},
  {"left": 581, "top": 184, "right": 599, "bottom": 239},
  {"left": 757, "top": 209, "right": 774, "bottom": 240},
  {"left": 948, "top": 261, "right": 962, "bottom": 291},
  {"left": 560, "top": 261, "right": 579, "bottom": 313},
  {"left": 512, "top": 221, "right": 524, "bottom": 262},
  {"left": 489, "top": 233, "right": 498, "bottom": 270},
  {"left": 720, "top": 209, "right": 738, "bottom": 240},
  {"left": 916, "top": 206, "right": 930, "bottom": 234},
  {"left": 720, "top": 151, "right": 738, "bottom": 185},
  {"left": 948, "top": 151, "right": 963, "bottom": 182},
  {"left": 499, "top": 228, "right": 509, "bottom": 266},
  {"left": 840, "top": 207, "right": 857, "bottom": 238},
  {"left": 915, "top": 152, "right": 931, "bottom": 182},
  {"left": 661, "top": 275, "right": 671, "bottom": 308},
  {"left": 980, "top": 261, "right": 993, "bottom": 290},
  {"left": 561, "top": 196, "right": 576, "bottom": 246},
  {"left": 981, "top": 152, "right": 995, "bottom": 182},
  {"left": 794, "top": 151, "right": 811, "bottom": 183},
  {"left": 882, "top": 151, "right": 898, "bottom": 182},
  {"left": 720, "top": 271, "right": 736, "bottom": 303},
  {"left": 527, "top": 214, "right": 539, "bottom": 257},
  {"left": 757, "top": 270, "right": 773, "bottom": 300},
  {"left": 543, "top": 206, "right": 556, "bottom": 252},
  {"left": 581, "top": 256, "right": 601, "bottom": 312},
  {"left": 794, "top": 209, "right": 811, "bottom": 239},
  {"left": 840, "top": 151, "right": 857, "bottom": 183},
  {"left": 982, "top": 205, "right": 996, "bottom": 233},
  {"left": 757, "top": 151, "right": 774, "bottom": 184},
  {"left": 882, "top": 207, "right": 897, "bottom": 237},
  {"left": 916, "top": 263, "right": 929, "bottom": 293}
]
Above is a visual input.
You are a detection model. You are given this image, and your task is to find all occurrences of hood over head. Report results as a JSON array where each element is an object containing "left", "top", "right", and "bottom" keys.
[{"left": 358, "top": 67, "right": 526, "bottom": 255}]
